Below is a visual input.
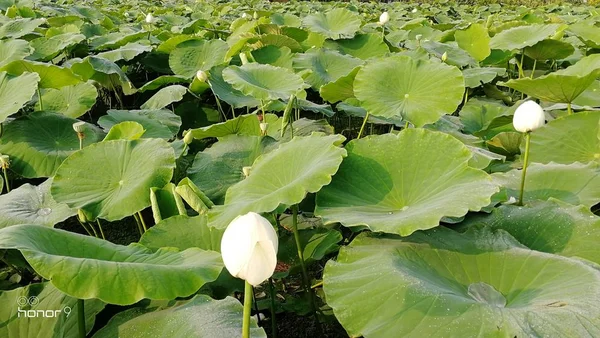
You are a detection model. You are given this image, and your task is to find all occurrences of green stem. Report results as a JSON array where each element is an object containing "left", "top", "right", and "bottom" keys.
[
  {"left": 567, "top": 102, "right": 573, "bottom": 115},
  {"left": 2, "top": 167, "right": 9, "bottom": 193},
  {"left": 518, "top": 132, "right": 531, "bottom": 206},
  {"left": 133, "top": 213, "right": 144, "bottom": 236},
  {"left": 357, "top": 112, "right": 370, "bottom": 139},
  {"left": 77, "top": 299, "right": 85, "bottom": 338},
  {"left": 215, "top": 96, "right": 227, "bottom": 121},
  {"left": 530, "top": 59, "right": 537, "bottom": 79},
  {"left": 137, "top": 212, "right": 148, "bottom": 232},
  {"left": 77, "top": 219, "right": 93, "bottom": 236},
  {"left": 242, "top": 281, "right": 253, "bottom": 338},
  {"left": 291, "top": 205, "right": 319, "bottom": 317},
  {"left": 268, "top": 278, "right": 278, "bottom": 338},
  {"left": 87, "top": 221, "right": 99, "bottom": 238},
  {"left": 404, "top": 121, "right": 409, "bottom": 129},
  {"left": 96, "top": 219, "right": 106, "bottom": 240},
  {"left": 518, "top": 51, "right": 525, "bottom": 78},
  {"left": 37, "top": 88, "right": 43, "bottom": 111}
]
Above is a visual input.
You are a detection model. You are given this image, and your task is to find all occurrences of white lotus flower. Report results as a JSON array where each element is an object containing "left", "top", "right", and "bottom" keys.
[
  {"left": 145, "top": 13, "right": 154, "bottom": 23},
  {"left": 221, "top": 212, "right": 279, "bottom": 286},
  {"left": 196, "top": 70, "right": 208, "bottom": 82},
  {"left": 260, "top": 122, "right": 268, "bottom": 133},
  {"left": 412, "top": 8, "right": 418, "bottom": 13},
  {"left": 379, "top": 12, "right": 389, "bottom": 25},
  {"left": 512, "top": 101, "right": 545, "bottom": 133}
]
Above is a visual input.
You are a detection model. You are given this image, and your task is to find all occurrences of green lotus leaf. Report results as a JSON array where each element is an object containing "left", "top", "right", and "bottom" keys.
[
  {"left": 353, "top": 55, "right": 464, "bottom": 127},
  {"left": 489, "top": 24, "right": 564, "bottom": 51},
  {"left": 140, "top": 215, "right": 223, "bottom": 252},
  {"left": 302, "top": 8, "right": 361, "bottom": 40},
  {"left": 293, "top": 48, "right": 362, "bottom": 90},
  {"left": 70, "top": 56, "right": 136, "bottom": 95},
  {"left": 168, "top": 39, "right": 228, "bottom": 78},
  {"left": 189, "top": 113, "right": 277, "bottom": 140},
  {"left": 467, "top": 145, "right": 505, "bottom": 169},
  {"left": 529, "top": 111, "right": 600, "bottom": 164},
  {"left": 150, "top": 183, "right": 186, "bottom": 223},
  {"left": 98, "top": 109, "right": 181, "bottom": 139},
  {"left": 175, "top": 178, "right": 214, "bottom": 215},
  {"left": 0, "top": 18, "right": 45, "bottom": 39},
  {"left": 96, "top": 43, "right": 153, "bottom": 62},
  {"left": 323, "top": 33, "right": 389, "bottom": 60},
  {"left": 486, "top": 132, "right": 523, "bottom": 157},
  {"left": 460, "top": 199, "right": 600, "bottom": 264},
  {"left": 421, "top": 41, "right": 477, "bottom": 68},
  {"left": 28, "top": 33, "right": 86, "bottom": 61},
  {"left": 455, "top": 23, "right": 491, "bottom": 61},
  {"left": 0, "top": 179, "right": 74, "bottom": 229},
  {"left": 573, "top": 80, "right": 600, "bottom": 108},
  {"left": 459, "top": 98, "right": 511, "bottom": 134},
  {"left": 103, "top": 121, "right": 145, "bottom": 141},
  {"left": 89, "top": 31, "right": 146, "bottom": 51},
  {"left": 273, "top": 118, "right": 335, "bottom": 142},
  {"left": 568, "top": 22, "right": 600, "bottom": 49},
  {"left": 0, "top": 113, "right": 103, "bottom": 178},
  {"left": 0, "top": 224, "right": 222, "bottom": 305},
  {"left": 324, "top": 227, "right": 600, "bottom": 338},
  {"left": 0, "top": 71, "right": 38, "bottom": 123},
  {"left": 462, "top": 67, "right": 506, "bottom": 88},
  {"left": 1, "top": 60, "right": 80, "bottom": 89},
  {"left": 40, "top": 82, "right": 98, "bottom": 118},
  {"left": 492, "top": 162, "right": 600, "bottom": 208},
  {"left": 315, "top": 129, "right": 498, "bottom": 236},
  {"left": 208, "top": 134, "right": 346, "bottom": 229},
  {"left": 250, "top": 34, "right": 303, "bottom": 53},
  {"left": 188, "top": 135, "right": 278, "bottom": 204},
  {"left": 252, "top": 45, "right": 294, "bottom": 69},
  {"left": 51, "top": 138, "right": 176, "bottom": 221},
  {"left": 207, "top": 65, "right": 260, "bottom": 108},
  {"left": 0, "top": 282, "right": 105, "bottom": 338},
  {"left": 319, "top": 67, "right": 359, "bottom": 103},
  {"left": 140, "top": 85, "right": 187, "bottom": 110},
  {"left": 138, "top": 75, "right": 190, "bottom": 93},
  {"left": 0, "top": 39, "right": 32, "bottom": 68},
  {"left": 93, "top": 295, "right": 266, "bottom": 338},
  {"left": 223, "top": 63, "right": 305, "bottom": 101},
  {"left": 524, "top": 39, "right": 574, "bottom": 61},
  {"left": 278, "top": 227, "right": 342, "bottom": 269}
]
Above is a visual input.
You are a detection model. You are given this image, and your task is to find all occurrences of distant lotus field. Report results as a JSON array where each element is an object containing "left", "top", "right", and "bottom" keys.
[{"left": 0, "top": 0, "right": 599, "bottom": 337}]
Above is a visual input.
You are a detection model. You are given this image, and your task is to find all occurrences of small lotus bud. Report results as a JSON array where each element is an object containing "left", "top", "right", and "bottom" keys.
[
  {"left": 0, "top": 154, "right": 9, "bottom": 169},
  {"left": 145, "top": 13, "right": 153, "bottom": 23},
  {"left": 412, "top": 8, "right": 418, "bottom": 13},
  {"left": 259, "top": 122, "right": 268, "bottom": 135},
  {"left": 242, "top": 166, "right": 251, "bottom": 178},
  {"left": 77, "top": 209, "right": 89, "bottom": 223},
  {"left": 441, "top": 51, "right": 448, "bottom": 62},
  {"left": 242, "top": 13, "right": 248, "bottom": 19},
  {"left": 196, "top": 70, "right": 208, "bottom": 82},
  {"left": 253, "top": 11, "right": 258, "bottom": 19},
  {"left": 239, "top": 52, "right": 249, "bottom": 65},
  {"left": 73, "top": 121, "right": 86, "bottom": 133},
  {"left": 415, "top": 34, "right": 423, "bottom": 41},
  {"left": 183, "top": 130, "right": 194, "bottom": 145},
  {"left": 512, "top": 101, "right": 545, "bottom": 133},
  {"left": 124, "top": 12, "right": 129, "bottom": 18},
  {"left": 379, "top": 12, "right": 389, "bottom": 25}
]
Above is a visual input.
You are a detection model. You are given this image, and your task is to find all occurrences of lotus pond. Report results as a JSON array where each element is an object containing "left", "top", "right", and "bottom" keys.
[{"left": 0, "top": 0, "right": 600, "bottom": 337}]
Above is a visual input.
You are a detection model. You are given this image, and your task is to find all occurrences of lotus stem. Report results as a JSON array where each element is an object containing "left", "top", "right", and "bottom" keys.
[
  {"left": 567, "top": 102, "right": 573, "bottom": 115},
  {"left": 96, "top": 219, "right": 106, "bottom": 240},
  {"left": 77, "top": 219, "right": 93, "bottom": 236},
  {"left": 291, "top": 205, "right": 320, "bottom": 318},
  {"left": 137, "top": 211, "right": 148, "bottom": 232},
  {"left": 530, "top": 59, "right": 537, "bottom": 79},
  {"left": 2, "top": 167, "right": 9, "bottom": 193},
  {"left": 268, "top": 278, "right": 278, "bottom": 338},
  {"left": 518, "top": 51, "right": 525, "bottom": 79},
  {"left": 242, "top": 281, "right": 253, "bottom": 338},
  {"left": 87, "top": 220, "right": 99, "bottom": 238},
  {"left": 357, "top": 112, "right": 370, "bottom": 138},
  {"left": 133, "top": 213, "right": 144, "bottom": 236},
  {"left": 215, "top": 96, "right": 227, "bottom": 121},
  {"left": 77, "top": 299, "right": 85, "bottom": 338},
  {"left": 37, "top": 88, "right": 43, "bottom": 111},
  {"left": 518, "top": 131, "right": 531, "bottom": 206}
]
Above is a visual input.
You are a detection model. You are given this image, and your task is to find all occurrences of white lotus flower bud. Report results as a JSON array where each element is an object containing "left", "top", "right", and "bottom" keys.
[
  {"left": 242, "top": 166, "right": 251, "bottom": 178},
  {"left": 260, "top": 122, "right": 268, "bottom": 134},
  {"left": 379, "top": 12, "right": 389, "bottom": 25},
  {"left": 512, "top": 101, "right": 545, "bottom": 133},
  {"left": 183, "top": 130, "right": 194, "bottom": 145},
  {"left": 221, "top": 212, "right": 279, "bottom": 286},
  {"left": 145, "top": 13, "right": 154, "bottom": 23},
  {"left": 124, "top": 12, "right": 129, "bottom": 17},
  {"left": 412, "top": 8, "right": 418, "bottom": 13},
  {"left": 441, "top": 51, "right": 448, "bottom": 62},
  {"left": 196, "top": 70, "right": 208, "bottom": 82},
  {"left": 72, "top": 121, "right": 86, "bottom": 133},
  {"left": 242, "top": 13, "right": 248, "bottom": 19},
  {"left": 253, "top": 11, "right": 258, "bottom": 20}
]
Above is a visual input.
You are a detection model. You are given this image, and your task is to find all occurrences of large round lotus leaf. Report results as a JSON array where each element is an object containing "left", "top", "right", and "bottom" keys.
[
  {"left": 0, "top": 71, "right": 39, "bottom": 123},
  {"left": 207, "top": 65, "right": 260, "bottom": 108},
  {"left": 168, "top": 39, "right": 228, "bottom": 78},
  {"left": 0, "top": 179, "right": 75, "bottom": 229},
  {"left": 459, "top": 98, "right": 511, "bottom": 134},
  {"left": 96, "top": 43, "right": 153, "bottom": 62},
  {"left": 140, "top": 85, "right": 187, "bottom": 110},
  {"left": 421, "top": 41, "right": 477, "bottom": 68},
  {"left": 29, "top": 33, "right": 86, "bottom": 61},
  {"left": 293, "top": 48, "right": 362, "bottom": 90},
  {"left": 188, "top": 135, "right": 278, "bottom": 204},
  {"left": 70, "top": 56, "right": 135, "bottom": 95},
  {"left": 492, "top": 162, "right": 600, "bottom": 208},
  {"left": 0, "top": 224, "right": 222, "bottom": 305},
  {"left": 573, "top": 81, "right": 600, "bottom": 108},
  {"left": 138, "top": 75, "right": 189, "bottom": 93},
  {"left": 454, "top": 23, "right": 491, "bottom": 61},
  {"left": 353, "top": 55, "right": 465, "bottom": 127},
  {"left": 93, "top": 295, "right": 266, "bottom": 338},
  {"left": 40, "top": 82, "right": 98, "bottom": 118},
  {"left": 103, "top": 121, "right": 146, "bottom": 141},
  {"left": 528, "top": 111, "right": 600, "bottom": 164},
  {"left": 0, "top": 113, "right": 104, "bottom": 178},
  {"left": 302, "top": 8, "right": 361, "bottom": 40},
  {"left": 0, "top": 39, "right": 32, "bottom": 68},
  {"left": 189, "top": 113, "right": 278, "bottom": 140},
  {"left": 51, "top": 138, "right": 176, "bottom": 221},
  {"left": 323, "top": 227, "right": 600, "bottom": 338},
  {"left": 223, "top": 63, "right": 305, "bottom": 101},
  {"left": 208, "top": 134, "right": 347, "bottom": 229},
  {"left": 462, "top": 67, "right": 506, "bottom": 88},
  {"left": 568, "top": 22, "right": 600, "bottom": 49},
  {"left": 460, "top": 200, "right": 600, "bottom": 264},
  {"left": 0, "top": 60, "right": 81, "bottom": 89},
  {"left": 98, "top": 109, "right": 181, "bottom": 139},
  {"left": 0, "top": 282, "right": 105, "bottom": 338},
  {"left": 524, "top": 39, "right": 574, "bottom": 61},
  {"left": 489, "top": 24, "right": 564, "bottom": 51},
  {"left": 89, "top": 32, "right": 146, "bottom": 51},
  {"left": 315, "top": 129, "right": 498, "bottom": 236},
  {"left": 0, "top": 18, "right": 45, "bottom": 39},
  {"left": 140, "top": 215, "right": 223, "bottom": 252},
  {"left": 323, "top": 33, "right": 390, "bottom": 60},
  {"left": 250, "top": 34, "right": 303, "bottom": 54},
  {"left": 320, "top": 67, "right": 359, "bottom": 103}
]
